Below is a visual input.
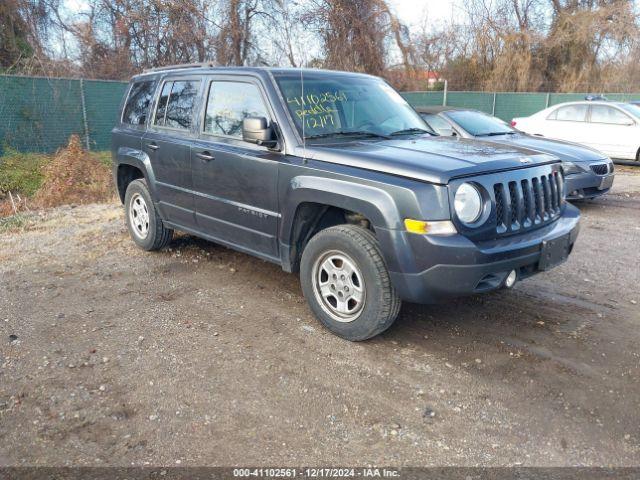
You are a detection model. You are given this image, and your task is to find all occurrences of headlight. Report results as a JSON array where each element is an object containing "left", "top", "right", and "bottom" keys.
[
  {"left": 606, "top": 157, "right": 614, "bottom": 173},
  {"left": 561, "top": 161, "right": 582, "bottom": 175},
  {"left": 454, "top": 183, "right": 483, "bottom": 224}
]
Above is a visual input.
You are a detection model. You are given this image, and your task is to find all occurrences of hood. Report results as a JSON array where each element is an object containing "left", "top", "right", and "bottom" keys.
[
  {"left": 302, "top": 136, "right": 558, "bottom": 184},
  {"left": 483, "top": 133, "right": 606, "bottom": 163}
]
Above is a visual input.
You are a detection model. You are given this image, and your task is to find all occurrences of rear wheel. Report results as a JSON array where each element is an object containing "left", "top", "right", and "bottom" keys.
[
  {"left": 124, "top": 179, "right": 173, "bottom": 251},
  {"left": 300, "top": 225, "right": 401, "bottom": 341}
]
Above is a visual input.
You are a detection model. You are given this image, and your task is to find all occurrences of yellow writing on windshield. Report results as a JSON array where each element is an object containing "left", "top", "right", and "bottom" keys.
[{"left": 287, "top": 91, "right": 347, "bottom": 130}]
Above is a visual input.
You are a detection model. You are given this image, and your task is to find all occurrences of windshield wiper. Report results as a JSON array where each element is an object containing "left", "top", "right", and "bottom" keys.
[
  {"left": 305, "top": 131, "right": 390, "bottom": 140},
  {"left": 389, "top": 127, "right": 434, "bottom": 136},
  {"left": 476, "top": 131, "right": 517, "bottom": 137}
]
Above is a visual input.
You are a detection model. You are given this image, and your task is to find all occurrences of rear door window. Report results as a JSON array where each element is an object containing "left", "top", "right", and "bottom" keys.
[
  {"left": 153, "top": 80, "right": 200, "bottom": 130},
  {"left": 122, "top": 80, "right": 157, "bottom": 125},
  {"left": 553, "top": 104, "right": 588, "bottom": 122}
]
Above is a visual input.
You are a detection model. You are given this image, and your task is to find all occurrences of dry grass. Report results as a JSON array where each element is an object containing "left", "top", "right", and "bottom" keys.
[
  {"left": 35, "top": 135, "right": 115, "bottom": 208},
  {"left": 0, "top": 192, "right": 32, "bottom": 218},
  {"left": 0, "top": 136, "right": 115, "bottom": 218}
]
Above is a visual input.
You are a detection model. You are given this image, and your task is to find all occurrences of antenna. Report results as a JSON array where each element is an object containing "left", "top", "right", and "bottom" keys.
[{"left": 300, "top": 67, "right": 306, "bottom": 161}]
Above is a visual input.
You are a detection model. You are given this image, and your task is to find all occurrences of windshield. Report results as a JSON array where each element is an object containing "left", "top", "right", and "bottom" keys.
[
  {"left": 620, "top": 103, "right": 640, "bottom": 119},
  {"left": 273, "top": 72, "right": 430, "bottom": 140},
  {"left": 446, "top": 110, "right": 514, "bottom": 136}
]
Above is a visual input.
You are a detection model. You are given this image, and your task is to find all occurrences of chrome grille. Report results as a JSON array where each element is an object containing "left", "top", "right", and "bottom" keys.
[
  {"left": 494, "top": 171, "right": 563, "bottom": 236},
  {"left": 590, "top": 163, "right": 609, "bottom": 175}
]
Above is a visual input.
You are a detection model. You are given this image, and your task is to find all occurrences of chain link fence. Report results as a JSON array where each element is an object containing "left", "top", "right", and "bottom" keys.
[
  {"left": 1, "top": 74, "right": 640, "bottom": 156},
  {"left": 0, "top": 75, "right": 128, "bottom": 155}
]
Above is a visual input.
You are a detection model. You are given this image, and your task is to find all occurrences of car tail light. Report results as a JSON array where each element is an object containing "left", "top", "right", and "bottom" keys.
[{"left": 510, "top": 120, "right": 517, "bottom": 127}]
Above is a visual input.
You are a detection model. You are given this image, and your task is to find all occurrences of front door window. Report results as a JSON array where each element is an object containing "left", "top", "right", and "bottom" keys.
[{"left": 203, "top": 81, "right": 270, "bottom": 138}]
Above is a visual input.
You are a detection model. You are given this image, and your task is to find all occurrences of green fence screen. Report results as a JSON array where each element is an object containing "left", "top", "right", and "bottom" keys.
[
  {"left": 1, "top": 74, "right": 640, "bottom": 155},
  {"left": 401, "top": 90, "right": 640, "bottom": 122},
  {"left": 0, "top": 75, "right": 128, "bottom": 155}
]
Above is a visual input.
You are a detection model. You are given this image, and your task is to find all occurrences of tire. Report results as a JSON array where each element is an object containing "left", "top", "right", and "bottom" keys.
[
  {"left": 636, "top": 148, "right": 640, "bottom": 162},
  {"left": 124, "top": 179, "right": 173, "bottom": 251},
  {"left": 300, "top": 225, "right": 401, "bottom": 341}
]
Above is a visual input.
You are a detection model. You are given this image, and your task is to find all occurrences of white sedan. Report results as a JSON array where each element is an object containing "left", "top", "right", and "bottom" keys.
[{"left": 512, "top": 101, "right": 640, "bottom": 162}]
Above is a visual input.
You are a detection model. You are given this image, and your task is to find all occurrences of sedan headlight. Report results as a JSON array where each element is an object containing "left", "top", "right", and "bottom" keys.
[
  {"left": 561, "top": 161, "right": 583, "bottom": 176},
  {"left": 606, "top": 157, "right": 614, "bottom": 173},
  {"left": 454, "top": 183, "right": 483, "bottom": 224}
]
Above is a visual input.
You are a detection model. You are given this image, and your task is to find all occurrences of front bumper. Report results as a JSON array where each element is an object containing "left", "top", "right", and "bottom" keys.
[
  {"left": 565, "top": 170, "right": 614, "bottom": 200},
  {"left": 379, "top": 204, "right": 580, "bottom": 304}
]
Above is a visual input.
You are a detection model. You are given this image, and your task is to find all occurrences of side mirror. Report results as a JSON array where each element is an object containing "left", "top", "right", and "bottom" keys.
[{"left": 242, "top": 117, "right": 277, "bottom": 148}]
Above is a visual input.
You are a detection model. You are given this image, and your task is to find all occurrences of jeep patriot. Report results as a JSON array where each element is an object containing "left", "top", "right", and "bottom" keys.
[{"left": 112, "top": 65, "right": 580, "bottom": 341}]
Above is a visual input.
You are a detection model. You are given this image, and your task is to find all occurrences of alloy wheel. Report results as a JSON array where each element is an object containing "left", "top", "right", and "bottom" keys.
[
  {"left": 129, "top": 193, "right": 150, "bottom": 239},
  {"left": 311, "top": 250, "right": 366, "bottom": 323}
]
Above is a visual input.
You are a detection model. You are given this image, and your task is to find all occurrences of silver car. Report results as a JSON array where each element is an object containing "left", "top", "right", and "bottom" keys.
[{"left": 417, "top": 106, "right": 615, "bottom": 200}]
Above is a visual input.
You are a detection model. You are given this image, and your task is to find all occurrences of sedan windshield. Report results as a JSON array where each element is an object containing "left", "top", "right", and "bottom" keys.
[
  {"left": 273, "top": 72, "right": 430, "bottom": 140},
  {"left": 620, "top": 103, "right": 640, "bottom": 119},
  {"left": 446, "top": 110, "right": 515, "bottom": 136}
]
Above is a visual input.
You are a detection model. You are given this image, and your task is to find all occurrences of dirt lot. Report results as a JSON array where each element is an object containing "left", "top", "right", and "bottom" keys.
[{"left": 1, "top": 169, "right": 639, "bottom": 467}]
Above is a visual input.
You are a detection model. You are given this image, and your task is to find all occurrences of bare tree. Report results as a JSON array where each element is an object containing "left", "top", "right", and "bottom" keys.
[
  {"left": 436, "top": 0, "right": 640, "bottom": 92},
  {"left": 214, "top": 0, "right": 263, "bottom": 66},
  {"left": 261, "top": 0, "right": 304, "bottom": 67},
  {"left": 2, "top": 0, "right": 638, "bottom": 93},
  {"left": 0, "top": 0, "right": 63, "bottom": 74},
  {"left": 543, "top": 0, "right": 639, "bottom": 91},
  {"left": 302, "top": 0, "right": 410, "bottom": 76},
  {"left": 0, "top": 0, "right": 34, "bottom": 69}
]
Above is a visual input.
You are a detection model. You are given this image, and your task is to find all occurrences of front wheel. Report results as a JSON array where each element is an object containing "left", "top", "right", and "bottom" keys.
[{"left": 300, "top": 225, "right": 401, "bottom": 341}]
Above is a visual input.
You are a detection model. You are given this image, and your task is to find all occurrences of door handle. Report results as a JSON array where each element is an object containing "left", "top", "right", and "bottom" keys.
[
  {"left": 196, "top": 151, "right": 215, "bottom": 161},
  {"left": 146, "top": 143, "right": 159, "bottom": 150}
]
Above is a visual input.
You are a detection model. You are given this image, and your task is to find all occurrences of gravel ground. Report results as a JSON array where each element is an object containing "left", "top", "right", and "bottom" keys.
[{"left": 1, "top": 169, "right": 639, "bottom": 467}]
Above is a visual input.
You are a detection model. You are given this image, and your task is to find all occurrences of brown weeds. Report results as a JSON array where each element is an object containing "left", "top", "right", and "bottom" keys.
[
  {"left": 34, "top": 135, "right": 115, "bottom": 209},
  {"left": 0, "top": 135, "right": 115, "bottom": 218}
]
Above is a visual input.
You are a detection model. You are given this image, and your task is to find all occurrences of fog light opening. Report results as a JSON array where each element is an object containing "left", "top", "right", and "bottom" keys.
[{"left": 504, "top": 270, "right": 517, "bottom": 289}]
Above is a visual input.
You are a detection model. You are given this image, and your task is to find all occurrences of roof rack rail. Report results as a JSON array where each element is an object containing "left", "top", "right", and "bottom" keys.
[{"left": 144, "top": 62, "right": 216, "bottom": 73}]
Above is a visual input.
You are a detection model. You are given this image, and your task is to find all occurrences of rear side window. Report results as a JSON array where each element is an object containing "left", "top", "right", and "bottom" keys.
[
  {"left": 122, "top": 80, "right": 157, "bottom": 125},
  {"left": 420, "top": 113, "right": 450, "bottom": 135},
  {"left": 553, "top": 104, "right": 588, "bottom": 122},
  {"left": 153, "top": 80, "right": 200, "bottom": 130},
  {"left": 204, "top": 81, "right": 270, "bottom": 138}
]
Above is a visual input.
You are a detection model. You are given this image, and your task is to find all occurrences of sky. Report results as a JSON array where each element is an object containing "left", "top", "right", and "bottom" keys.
[{"left": 389, "top": 0, "right": 460, "bottom": 29}]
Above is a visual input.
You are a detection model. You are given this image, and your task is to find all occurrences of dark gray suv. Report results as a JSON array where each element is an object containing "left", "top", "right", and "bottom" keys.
[{"left": 112, "top": 65, "right": 580, "bottom": 341}]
